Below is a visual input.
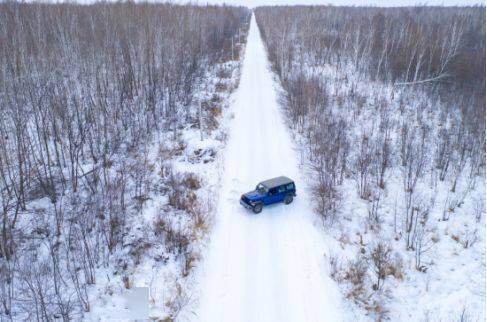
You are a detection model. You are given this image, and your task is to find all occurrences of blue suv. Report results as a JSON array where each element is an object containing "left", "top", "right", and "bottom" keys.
[{"left": 240, "top": 176, "right": 296, "bottom": 214}]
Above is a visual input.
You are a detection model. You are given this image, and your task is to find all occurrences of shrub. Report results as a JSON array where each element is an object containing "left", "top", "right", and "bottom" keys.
[
  {"left": 369, "top": 242, "right": 392, "bottom": 291},
  {"left": 344, "top": 258, "right": 369, "bottom": 305},
  {"left": 386, "top": 254, "right": 404, "bottom": 280},
  {"left": 182, "top": 251, "right": 199, "bottom": 277},
  {"left": 345, "top": 258, "right": 368, "bottom": 288},
  {"left": 215, "top": 81, "right": 229, "bottom": 92},
  {"left": 154, "top": 217, "right": 191, "bottom": 258},
  {"left": 217, "top": 67, "right": 232, "bottom": 79},
  {"left": 123, "top": 275, "right": 131, "bottom": 289},
  {"left": 181, "top": 174, "right": 201, "bottom": 190},
  {"left": 164, "top": 276, "right": 191, "bottom": 320},
  {"left": 166, "top": 171, "right": 200, "bottom": 213},
  {"left": 328, "top": 255, "right": 344, "bottom": 283},
  {"left": 128, "top": 238, "right": 152, "bottom": 266}
]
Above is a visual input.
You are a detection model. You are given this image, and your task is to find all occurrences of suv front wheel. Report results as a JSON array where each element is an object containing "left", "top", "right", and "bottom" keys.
[
  {"left": 252, "top": 203, "right": 263, "bottom": 214},
  {"left": 284, "top": 195, "right": 293, "bottom": 205}
]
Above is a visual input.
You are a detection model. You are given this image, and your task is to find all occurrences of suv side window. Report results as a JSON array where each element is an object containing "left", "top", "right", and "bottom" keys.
[
  {"left": 286, "top": 183, "right": 294, "bottom": 191},
  {"left": 278, "top": 186, "right": 286, "bottom": 193},
  {"left": 269, "top": 187, "right": 277, "bottom": 195}
]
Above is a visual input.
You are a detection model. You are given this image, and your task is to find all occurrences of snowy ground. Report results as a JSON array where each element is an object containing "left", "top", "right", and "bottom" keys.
[
  {"left": 298, "top": 64, "right": 486, "bottom": 321},
  {"left": 189, "top": 15, "right": 357, "bottom": 322}
]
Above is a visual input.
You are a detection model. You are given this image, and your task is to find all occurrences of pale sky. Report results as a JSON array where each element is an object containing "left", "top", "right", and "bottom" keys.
[{"left": 190, "top": 0, "right": 484, "bottom": 7}]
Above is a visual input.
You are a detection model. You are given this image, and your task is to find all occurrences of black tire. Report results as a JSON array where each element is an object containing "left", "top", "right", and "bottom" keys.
[
  {"left": 252, "top": 203, "right": 263, "bottom": 214},
  {"left": 284, "top": 195, "right": 293, "bottom": 205}
]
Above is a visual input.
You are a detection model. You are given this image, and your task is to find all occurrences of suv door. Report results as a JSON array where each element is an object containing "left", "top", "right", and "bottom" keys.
[
  {"left": 267, "top": 186, "right": 286, "bottom": 204},
  {"left": 265, "top": 187, "right": 280, "bottom": 204},
  {"left": 277, "top": 185, "right": 287, "bottom": 202}
]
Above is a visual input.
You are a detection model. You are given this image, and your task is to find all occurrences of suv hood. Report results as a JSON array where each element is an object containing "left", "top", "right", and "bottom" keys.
[{"left": 243, "top": 190, "right": 264, "bottom": 201}]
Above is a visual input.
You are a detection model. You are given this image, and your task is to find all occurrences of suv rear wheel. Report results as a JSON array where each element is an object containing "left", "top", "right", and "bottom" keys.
[
  {"left": 252, "top": 203, "right": 263, "bottom": 214},
  {"left": 284, "top": 195, "right": 293, "bottom": 205}
]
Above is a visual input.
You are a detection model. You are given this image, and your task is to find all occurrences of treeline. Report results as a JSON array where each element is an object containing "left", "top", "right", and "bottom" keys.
[
  {"left": 256, "top": 6, "right": 485, "bottom": 130},
  {"left": 256, "top": 6, "right": 485, "bottom": 85},
  {"left": 0, "top": 2, "right": 249, "bottom": 320}
]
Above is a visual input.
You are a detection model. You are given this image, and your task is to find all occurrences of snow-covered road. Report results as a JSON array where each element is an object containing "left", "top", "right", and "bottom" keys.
[{"left": 195, "top": 14, "right": 345, "bottom": 322}]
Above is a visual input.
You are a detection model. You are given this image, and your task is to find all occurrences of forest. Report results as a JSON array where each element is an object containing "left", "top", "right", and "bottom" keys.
[
  {"left": 256, "top": 5, "right": 485, "bottom": 320},
  {"left": 0, "top": 2, "right": 250, "bottom": 320},
  {"left": 0, "top": 2, "right": 485, "bottom": 320}
]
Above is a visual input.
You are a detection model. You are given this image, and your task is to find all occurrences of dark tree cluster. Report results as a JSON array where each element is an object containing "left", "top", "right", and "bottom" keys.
[
  {"left": 256, "top": 6, "right": 484, "bottom": 89},
  {"left": 0, "top": 2, "right": 250, "bottom": 320},
  {"left": 256, "top": 6, "right": 485, "bottom": 134}
]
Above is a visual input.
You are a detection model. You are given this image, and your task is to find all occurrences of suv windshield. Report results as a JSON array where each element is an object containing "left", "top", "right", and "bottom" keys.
[{"left": 256, "top": 183, "right": 267, "bottom": 194}]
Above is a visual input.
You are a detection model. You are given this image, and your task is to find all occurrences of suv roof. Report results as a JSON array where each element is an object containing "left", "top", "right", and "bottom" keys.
[{"left": 260, "top": 176, "right": 294, "bottom": 189}]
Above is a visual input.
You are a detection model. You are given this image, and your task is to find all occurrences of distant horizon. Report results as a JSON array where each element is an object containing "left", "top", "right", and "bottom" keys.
[
  {"left": 14, "top": 0, "right": 486, "bottom": 7},
  {"left": 189, "top": 0, "right": 485, "bottom": 7}
]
